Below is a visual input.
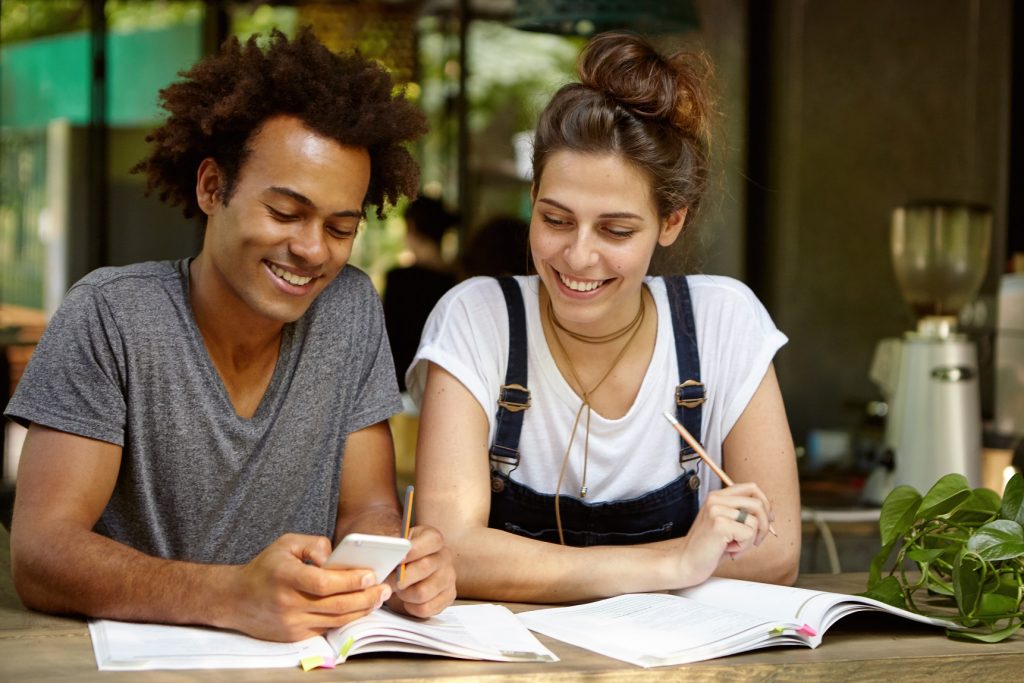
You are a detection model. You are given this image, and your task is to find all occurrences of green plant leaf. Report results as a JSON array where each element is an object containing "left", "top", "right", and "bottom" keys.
[
  {"left": 868, "top": 539, "right": 897, "bottom": 587},
  {"left": 925, "top": 576, "right": 955, "bottom": 597},
  {"left": 907, "top": 548, "right": 945, "bottom": 564},
  {"left": 1000, "top": 473, "right": 1024, "bottom": 525},
  {"left": 977, "top": 591, "right": 1021, "bottom": 618},
  {"left": 947, "top": 621, "right": 1023, "bottom": 643},
  {"left": 860, "top": 575, "right": 907, "bottom": 609},
  {"left": 950, "top": 488, "right": 1001, "bottom": 526},
  {"left": 966, "top": 520, "right": 1024, "bottom": 561},
  {"left": 919, "top": 474, "right": 971, "bottom": 518},
  {"left": 879, "top": 485, "right": 922, "bottom": 546},
  {"left": 953, "top": 550, "right": 984, "bottom": 618}
]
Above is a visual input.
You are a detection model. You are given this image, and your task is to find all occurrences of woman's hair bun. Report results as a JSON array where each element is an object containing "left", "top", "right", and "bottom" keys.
[{"left": 577, "top": 31, "right": 712, "bottom": 143}]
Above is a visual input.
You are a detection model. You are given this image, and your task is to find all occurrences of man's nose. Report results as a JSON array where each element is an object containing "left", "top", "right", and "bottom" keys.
[{"left": 289, "top": 222, "right": 328, "bottom": 265}]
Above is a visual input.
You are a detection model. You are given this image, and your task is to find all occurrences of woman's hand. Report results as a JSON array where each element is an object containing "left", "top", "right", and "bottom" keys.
[
  {"left": 671, "top": 482, "right": 774, "bottom": 587},
  {"left": 384, "top": 525, "right": 457, "bottom": 618}
]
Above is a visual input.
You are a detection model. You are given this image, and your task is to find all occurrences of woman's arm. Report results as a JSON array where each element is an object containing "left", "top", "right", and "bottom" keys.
[
  {"left": 335, "top": 420, "right": 456, "bottom": 618},
  {"left": 415, "top": 362, "right": 775, "bottom": 603},
  {"left": 715, "top": 363, "right": 802, "bottom": 585}
]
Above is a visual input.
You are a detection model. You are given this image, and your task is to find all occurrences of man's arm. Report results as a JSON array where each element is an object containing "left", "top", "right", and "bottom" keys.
[
  {"left": 10, "top": 424, "right": 389, "bottom": 641},
  {"left": 335, "top": 420, "right": 455, "bottom": 617}
]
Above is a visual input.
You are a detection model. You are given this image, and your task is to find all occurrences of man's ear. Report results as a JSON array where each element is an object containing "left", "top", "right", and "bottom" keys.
[
  {"left": 195, "top": 158, "right": 223, "bottom": 216},
  {"left": 658, "top": 208, "right": 688, "bottom": 247}
]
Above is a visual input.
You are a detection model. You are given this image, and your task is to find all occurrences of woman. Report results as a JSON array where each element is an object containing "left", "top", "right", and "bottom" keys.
[{"left": 407, "top": 32, "right": 800, "bottom": 602}]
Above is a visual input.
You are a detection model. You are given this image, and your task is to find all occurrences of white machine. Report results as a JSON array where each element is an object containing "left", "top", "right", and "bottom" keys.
[{"left": 865, "top": 202, "right": 991, "bottom": 504}]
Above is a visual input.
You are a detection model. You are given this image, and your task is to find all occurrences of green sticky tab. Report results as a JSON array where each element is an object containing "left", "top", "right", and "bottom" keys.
[
  {"left": 338, "top": 636, "right": 356, "bottom": 658},
  {"left": 770, "top": 626, "right": 786, "bottom": 636}
]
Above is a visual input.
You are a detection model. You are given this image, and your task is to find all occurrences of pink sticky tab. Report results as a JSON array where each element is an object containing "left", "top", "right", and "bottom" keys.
[{"left": 797, "top": 624, "right": 817, "bottom": 637}]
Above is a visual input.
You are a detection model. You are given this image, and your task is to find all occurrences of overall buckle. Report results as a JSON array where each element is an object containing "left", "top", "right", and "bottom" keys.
[
  {"left": 497, "top": 383, "right": 531, "bottom": 412},
  {"left": 675, "top": 379, "right": 706, "bottom": 409}
]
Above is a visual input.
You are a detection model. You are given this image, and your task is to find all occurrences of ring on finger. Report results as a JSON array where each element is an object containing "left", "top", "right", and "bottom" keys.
[{"left": 735, "top": 507, "right": 749, "bottom": 524}]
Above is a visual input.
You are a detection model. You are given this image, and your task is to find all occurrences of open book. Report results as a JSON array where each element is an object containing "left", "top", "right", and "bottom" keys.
[
  {"left": 89, "top": 604, "right": 556, "bottom": 671},
  {"left": 517, "top": 577, "right": 959, "bottom": 668}
]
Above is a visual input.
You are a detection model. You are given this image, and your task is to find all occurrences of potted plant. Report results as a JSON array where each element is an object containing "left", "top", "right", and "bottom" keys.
[{"left": 864, "top": 472, "right": 1024, "bottom": 642}]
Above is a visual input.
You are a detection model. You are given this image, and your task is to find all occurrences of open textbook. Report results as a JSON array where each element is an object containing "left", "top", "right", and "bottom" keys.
[
  {"left": 517, "top": 577, "right": 959, "bottom": 668},
  {"left": 89, "top": 604, "right": 556, "bottom": 671}
]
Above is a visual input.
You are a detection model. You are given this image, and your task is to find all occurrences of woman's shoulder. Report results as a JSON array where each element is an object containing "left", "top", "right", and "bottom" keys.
[
  {"left": 434, "top": 275, "right": 536, "bottom": 311},
  {"left": 652, "top": 274, "right": 764, "bottom": 309}
]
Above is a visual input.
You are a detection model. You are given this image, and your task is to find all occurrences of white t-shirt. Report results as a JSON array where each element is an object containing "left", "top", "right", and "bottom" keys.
[{"left": 407, "top": 275, "right": 787, "bottom": 504}]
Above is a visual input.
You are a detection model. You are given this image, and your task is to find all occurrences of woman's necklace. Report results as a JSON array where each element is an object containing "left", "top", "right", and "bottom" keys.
[
  {"left": 546, "top": 290, "right": 647, "bottom": 544},
  {"left": 548, "top": 295, "right": 644, "bottom": 344}
]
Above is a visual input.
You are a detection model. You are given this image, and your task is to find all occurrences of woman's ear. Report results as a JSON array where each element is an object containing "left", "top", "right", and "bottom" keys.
[
  {"left": 195, "top": 158, "right": 223, "bottom": 215},
  {"left": 658, "top": 208, "right": 688, "bottom": 247}
]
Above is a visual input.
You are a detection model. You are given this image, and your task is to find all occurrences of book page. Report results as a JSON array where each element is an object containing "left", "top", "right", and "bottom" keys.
[
  {"left": 675, "top": 577, "right": 959, "bottom": 636},
  {"left": 518, "top": 593, "right": 778, "bottom": 668},
  {"left": 88, "top": 620, "right": 333, "bottom": 671},
  {"left": 677, "top": 578, "right": 836, "bottom": 626},
  {"left": 326, "top": 604, "right": 557, "bottom": 663}
]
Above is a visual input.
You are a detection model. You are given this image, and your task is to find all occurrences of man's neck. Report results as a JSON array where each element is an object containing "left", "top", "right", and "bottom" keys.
[{"left": 188, "top": 256, "right": 285, "bottom": 418}]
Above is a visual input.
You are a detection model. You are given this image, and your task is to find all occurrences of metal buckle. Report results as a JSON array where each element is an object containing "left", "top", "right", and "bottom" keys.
[
  {"left": 497, "top": 383, "right": 531, "bottom": 412},
  {"left": 675, "top": 379, "right": 706, "bottom": 409}
]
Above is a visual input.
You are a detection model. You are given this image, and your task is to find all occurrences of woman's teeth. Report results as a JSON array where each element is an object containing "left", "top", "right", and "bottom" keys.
[
  {"left": 269, "top": 263, "right": 313, "bottom": 286},
  {"left": 559, "top": 273, "right": 604, "bottom": 292}
]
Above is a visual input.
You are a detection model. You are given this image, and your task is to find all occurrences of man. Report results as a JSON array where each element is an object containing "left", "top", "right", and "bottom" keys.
[{"left": 4, "top": 29, "right": 455, "bottom": 642}]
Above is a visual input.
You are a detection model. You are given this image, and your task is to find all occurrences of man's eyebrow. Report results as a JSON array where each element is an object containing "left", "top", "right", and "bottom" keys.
[
  {"left": 266, "top": 186, "right": 363, "bottom": 218},
  {"left": 536, "top": 197, "right": 642, "bottom": 220}
]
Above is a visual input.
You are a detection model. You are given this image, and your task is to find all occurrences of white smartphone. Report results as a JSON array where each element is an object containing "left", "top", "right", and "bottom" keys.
[{"left": 324, "top": 533, "right": 411, "bottom": 582}]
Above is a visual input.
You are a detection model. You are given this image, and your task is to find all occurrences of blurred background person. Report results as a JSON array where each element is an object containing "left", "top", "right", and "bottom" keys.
[
  {"left": 459, "top": 215, "right": 530, "bottom": 279},
  {"left": 383, "top": 196, "right": 459, "bottom": 391}
]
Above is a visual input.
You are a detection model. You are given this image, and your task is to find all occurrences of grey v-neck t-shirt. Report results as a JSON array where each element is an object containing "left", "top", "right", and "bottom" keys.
[{"left": 5, "top": 259, "right": 402, "bottom": 564}]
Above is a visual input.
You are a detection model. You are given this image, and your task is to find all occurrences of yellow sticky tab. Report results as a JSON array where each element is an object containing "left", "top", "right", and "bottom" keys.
[{"left": 300, "top": 655, "right": 325, "bottom": 671}]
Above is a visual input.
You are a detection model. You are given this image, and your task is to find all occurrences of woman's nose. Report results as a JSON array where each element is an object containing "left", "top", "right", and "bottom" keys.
[{"left": 563, "top": 229, "right": 597, "bottom": 271}]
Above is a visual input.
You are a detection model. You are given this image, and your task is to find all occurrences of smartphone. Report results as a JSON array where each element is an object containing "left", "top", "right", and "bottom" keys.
[{"left": 324, "top": 533, "right": 411, "bottom": 582}]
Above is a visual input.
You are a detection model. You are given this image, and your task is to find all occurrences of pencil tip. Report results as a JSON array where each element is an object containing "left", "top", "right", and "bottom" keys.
[{"left": 662, "top": 411, "right": 678, "bottom": 424}]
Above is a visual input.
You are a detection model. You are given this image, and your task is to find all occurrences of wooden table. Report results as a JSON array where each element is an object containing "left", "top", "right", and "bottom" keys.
[{"left": 2, "top": 526, "right": 1022, "bottom": 681}]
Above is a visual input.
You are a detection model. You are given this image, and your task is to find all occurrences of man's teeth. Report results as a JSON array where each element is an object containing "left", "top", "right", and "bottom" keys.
[
  {"left": 269, "top": 264, "right": 313, "bottom": 286},
  {"left": 559, "top": 273, "right": 603, "bottom": 292}
]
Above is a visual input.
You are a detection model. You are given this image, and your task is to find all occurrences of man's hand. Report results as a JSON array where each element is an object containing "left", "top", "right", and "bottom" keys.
[
  {"left": 385, "top": 525, "right": 456, "bottom": 618},
  {"left": 223, "top": 533, "right": 391, "bottom": 642}
]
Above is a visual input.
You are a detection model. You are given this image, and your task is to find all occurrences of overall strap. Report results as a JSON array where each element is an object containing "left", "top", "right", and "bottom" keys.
[
  {"left": 489, "top": 277, "right": 531, "bottom": 471},
  {"left": 664, "top": 276, "right": 706, "bottom": 465}
]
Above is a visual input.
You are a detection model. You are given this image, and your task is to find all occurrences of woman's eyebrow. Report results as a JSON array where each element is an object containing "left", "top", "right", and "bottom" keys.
[{"left": 536, "top": 197, "right": 642, "bottom": 220}]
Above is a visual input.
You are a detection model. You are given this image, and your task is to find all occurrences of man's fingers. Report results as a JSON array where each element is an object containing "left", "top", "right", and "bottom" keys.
[
  {"left": 306, "top": 582, "right": 391, "bottom": 616},
  {"left": 276, "top": 533, "right": 333, "bottom": 566},
  {"left": 292, "top": 562, "right": 376, "bottom": 597}
]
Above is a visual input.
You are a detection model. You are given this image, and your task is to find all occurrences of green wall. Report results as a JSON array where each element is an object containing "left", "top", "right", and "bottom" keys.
[{"left": 1, "top": 19, "right": 201, "bottom": 128}]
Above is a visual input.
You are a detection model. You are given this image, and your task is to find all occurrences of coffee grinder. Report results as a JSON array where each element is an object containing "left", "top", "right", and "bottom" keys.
[{"left": 865, "top": 201, "right": 992, "bottom": 504}]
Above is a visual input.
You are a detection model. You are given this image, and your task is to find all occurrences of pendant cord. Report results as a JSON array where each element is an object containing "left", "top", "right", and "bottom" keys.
[
  {"left": 549, "top": 291, "right": 647, "bottom": 544},
  {"left": 548, "top": 293, "right": 644, "bottom": 344}
]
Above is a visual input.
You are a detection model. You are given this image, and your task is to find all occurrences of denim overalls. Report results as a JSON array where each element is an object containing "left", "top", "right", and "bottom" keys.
[{"left": 487, "top": 276, "right": 707, "bottom": 547}]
